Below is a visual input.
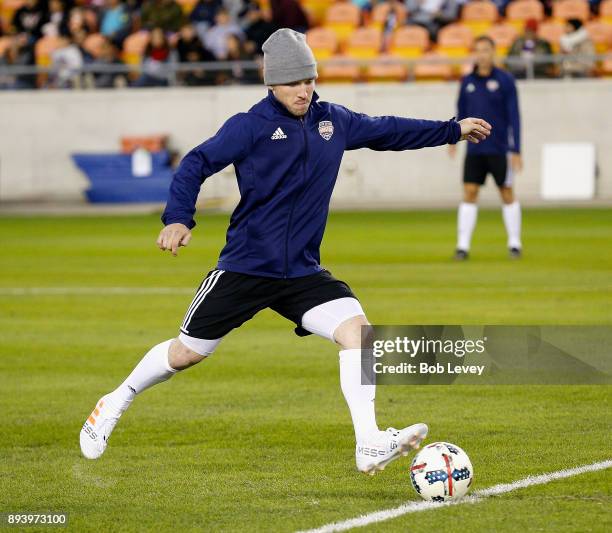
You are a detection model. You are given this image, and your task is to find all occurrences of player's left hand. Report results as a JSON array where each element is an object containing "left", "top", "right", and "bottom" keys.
[
  {"left": 510, "top": 152, "right": 523, "bottom": 173},
  {"left": 458, "top": 118, "right": 492, "bottom": 144}
]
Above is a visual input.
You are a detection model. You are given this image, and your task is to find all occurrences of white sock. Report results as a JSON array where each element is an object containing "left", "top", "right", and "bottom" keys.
[
  {"left": 105, "top": 339, "right": 178, "bottom": 414},
  {"left": 457, "top": 202, "right": 478, "bottom": 251},
  {"left": 502, "top": 201, "right": 522, "bottom": 249},
  {"left": 339, "top": 349, "right": 378, "bottom": 442}
]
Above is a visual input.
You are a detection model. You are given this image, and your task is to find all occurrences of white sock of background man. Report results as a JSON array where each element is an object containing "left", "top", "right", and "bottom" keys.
[
  {"left": 457, "top": 202, "right": 478, "bottom": 251},
  {"left": 339, "top": 348, "right": 378, "bottom": 442},
  {"left": 502, "top": 201, "right": 522, "bottom": 249},
  {"left": 104, "top": 339, "right": 179, "bottom": 415}
]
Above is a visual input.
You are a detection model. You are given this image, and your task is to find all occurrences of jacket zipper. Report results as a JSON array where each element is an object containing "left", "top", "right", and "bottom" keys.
[{"left": 283, "top": 117, "right": 308, "bottom": 278}]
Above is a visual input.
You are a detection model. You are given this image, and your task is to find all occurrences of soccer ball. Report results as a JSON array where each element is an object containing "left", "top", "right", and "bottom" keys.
[{"left": 410, "top": 442, "right": 473, "bottom": 502}]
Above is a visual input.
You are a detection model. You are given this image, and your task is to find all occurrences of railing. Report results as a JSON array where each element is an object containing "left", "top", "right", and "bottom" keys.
[{"left": 0, "top": 54, "right": 609, "bottom": 88}]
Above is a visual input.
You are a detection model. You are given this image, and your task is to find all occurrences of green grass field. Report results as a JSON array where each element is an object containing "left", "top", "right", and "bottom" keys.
[{"left": 0, "top": 208, "right": 610, "bottom": 532}]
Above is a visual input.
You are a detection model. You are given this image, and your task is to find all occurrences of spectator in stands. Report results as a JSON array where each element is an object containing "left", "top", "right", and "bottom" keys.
[
  {"left": 100, "top": 0, "right": 131, "bottom": 47},
  {"left": 42, "top": 0, "right": 70, "bottom": 38},
  {"left": 507, "top": 19, "right": 553, "bottom": 79},
  {"left": 141, "top": 0, "right": 185, "bottom": 33},
  {"left": 204, "top": 8, "right": 244, "bottom": 59},
  {"left": 243, "top": 4, "right": 277, "bottom": 55},
  {"left": 90, "top": 36, "right": 127, "bottom": 88},
  {"left": 217, "top": 32, "right": 260, "bottom": 84},
  {"left": 50, "top": 35, "right": 84, "bottom": 88},
  {"left": 190, "top": 0, "right": 222, "bottom": 29},
  {"left": 133, "top": 26, "right": 171, "bottom": 86},
  {"left": 12, "top": 0, "right": 48, "bottom": 41},
  {"left": 269, "top": 0, "right": 309, "bottom": 34},
  {"left": 2, "top": 33, "right": 37, "bottom": 89},
  {"left": 488, "top": 0, "right": 511, "bottom": 17},
  {"left": 560, "top": 18, "right": 595, "bottom": 77},
  {"left": 176, "top": 22, "right": 217, "bottom": 86},
  {"left": 405, "top": 0, "right": 459, "bottom": 41}
]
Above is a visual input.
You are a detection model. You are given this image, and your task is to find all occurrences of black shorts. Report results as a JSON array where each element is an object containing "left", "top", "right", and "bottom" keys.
[
  {"left": 463, "top": 154, "right": 512, "bottom": 188},
  {"left": 179, "top": 268, "right": 357, "bottom": 339}
]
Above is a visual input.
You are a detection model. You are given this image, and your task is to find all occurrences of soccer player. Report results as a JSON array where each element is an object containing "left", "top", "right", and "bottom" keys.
[
  {"left": 449, "top": 35, "right": 523, "bottom": 260},
  {"left": 80, "top": 29, "right": 491, "bottom": 474}
]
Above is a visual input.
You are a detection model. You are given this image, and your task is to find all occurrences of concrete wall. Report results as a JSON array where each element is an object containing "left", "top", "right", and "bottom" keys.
[{"left": 1, "top": 80, "right": 611, "bottom": 207}]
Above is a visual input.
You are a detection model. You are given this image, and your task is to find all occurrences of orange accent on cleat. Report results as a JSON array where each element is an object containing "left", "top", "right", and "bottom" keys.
[
  {"left": 88, "top": 415, "right": 96, "bottom": 425},
  {"left": 93, "top": 408, "right": 100, "bottom": 416}
]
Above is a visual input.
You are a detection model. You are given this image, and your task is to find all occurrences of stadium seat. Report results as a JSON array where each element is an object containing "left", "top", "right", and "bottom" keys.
[
  {"left": 537, "top": 21, "right": 566, "bottom": 53},
  {"left": 413, "top": 52, "right": 453, "bottom": 81},
  {"left": 389, "top": 25, "right": 430, "bottom": 58},
  {"left": 83, "top": 33, "right": 107, "bottom": 60},
  {"left": 437, "top": 23, "right": 474, "bottom": 58},
  {"left": 461, "top": 1, "right": 499, "bottom": 36},
  {"left": 552, "top": 0, "right": 590, "bottom": 23},
  {"left": 34, "top": 36, "right": 63, "bottom": 67},
  {"left": 306, "top": 27, "right": 339, "bottom": 60},
  {"left": 176, "top": 0, "right": 198, "bottom": 15},
  {"left": 345, "top": 27, "right": 383, "bottom": 59},
  {"left": 0, "top": 36, "right": 13, "bottom": 59},
  {"left": 324, "top": 2, "right": 361, "bottom": 45},
  {"left": 599, "top": 0, "right": 612, "bottom": 25},
  {"left": 585, "top": 21, "right": 612, "bottom": 53},
  {"left": 369, "top": 1, "right": 408, "bottom": 31},
  {"left": 318, "top": 54, "right": 361, "bottom": 82},
  {"left": 599, "top": 54, "right": 612, "bottom": 75},
  {"left": 364, "top": 54, "right": 409, "bottom": 82},
  {"left": 0, "top": 0, "right": 25, "bottom": 31},
  {"left": 301, "top": 0, "right": 334, "bottom": 26},
  {"left": 486, "top": 23, "right": 519, "bottom": 56},
  {"left": 122, "top": 31, "right": 150, "bottom": 66},
  {"left": 506, "top": 0, "right": 545, "bottom": 31}
]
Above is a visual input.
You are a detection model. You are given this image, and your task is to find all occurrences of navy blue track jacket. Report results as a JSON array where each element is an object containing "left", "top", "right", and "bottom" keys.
[
  {"left": 457, "top": 67, "right": 520, "bottom": 156},
  {"left": 162, "top": 90, "right": 462, "bottom": 278}
]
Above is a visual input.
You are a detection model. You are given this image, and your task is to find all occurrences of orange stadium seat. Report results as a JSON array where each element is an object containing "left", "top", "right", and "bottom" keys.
[
  {"left": 414, "top": 52, "right": 453, "bottom": 81},
  {"left": 506, "top": 0, "right": 545, "bottom": 31},
  {"left": 389, "top": 25, "right": 430, "bottom": 58},
  {"left": 0, "top": 0, "right": 25, "bottom": 30},
  {"left": 364, "top": 55, "right": 408, "bottom": 81},
  {"left": 318, "top": 55, "right": 361, "bottom": 82},
  {"left": 585, "top": 21, "right": 612, "bottom": 52},
  {"left": 306, "top": 27, "right": 338, "bottom": 60},
  {"left": 34, "top": 36, "right": 63, "bottom": 67},
  {"left": 486, "top": 23, "right": 519, "bottom": 56},
  {"left": 601, "top": 0, "right": 612, "bottom": 25},
  {"left": 122, "top": 31, "right": 150, "bottom": 65},
  {"left": 300, "top": 0, "right": 334, "bottom": 26},
  {"left": 461, "top": 1, "right": 499, "bottom": 36},
  {"left": 538, "top": 21, "right": 565, "bottom": 52},
  {"left": 324, "top": 2, "right": 361, "bottom": 45},
  {"left": 437, "top": 23, "right": 474, "bottom": 58},
  {"left": 83, "top": 33, "right": 107, "bottom": 59},
  {"left": 0, "top": 36, "right": 14, "bottom": 58},
  {"left": 552, "top": 0, "right": 590, "bottom": 23},
  {"left": 176, "top": 0, "right": 198, "bottom": 15},
  {"left": 369, "top": 1, "right": 408, "bottom": 31},
  {"left": 345, "top": 27, "right": 383, "bottom": 59},
  {"left": 599, "top": 54, "right": 612, "bottom": 75}
]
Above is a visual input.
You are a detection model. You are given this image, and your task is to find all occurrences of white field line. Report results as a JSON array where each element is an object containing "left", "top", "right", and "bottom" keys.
[
  {"left": 298, "top": 460, "right": 612, "bottom": 533},
  {"left": 0, "top": 286, "right": 608, "bottom": 296}
]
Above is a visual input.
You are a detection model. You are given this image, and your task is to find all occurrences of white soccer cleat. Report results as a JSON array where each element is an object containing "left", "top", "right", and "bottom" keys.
[
  {"left": 356, "top": 423, "right": 428, "bottom": 475},
  {"left": 79, "top": 395, "right": 122, "bottom": 459}
]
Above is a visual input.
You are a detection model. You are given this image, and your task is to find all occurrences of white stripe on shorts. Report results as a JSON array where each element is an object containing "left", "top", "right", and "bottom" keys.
[
  {"left": 180, "top": 270, "right": 224, "bottom": 332},
  {"left": 504, "top": 152, "right": 514, "bottom": 188}
]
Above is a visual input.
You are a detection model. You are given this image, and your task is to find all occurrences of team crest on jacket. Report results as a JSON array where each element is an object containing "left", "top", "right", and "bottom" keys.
[{"left": 318, "top": 120, "right": 334, "bottom": 141}]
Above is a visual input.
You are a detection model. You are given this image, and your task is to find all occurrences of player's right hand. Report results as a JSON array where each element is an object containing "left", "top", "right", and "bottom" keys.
[
  {"left": 157, "top": 223, "right": 192, "bottom": 256},
  {"left": 458, "top": 117, "right": 492, "bottom": 144}
]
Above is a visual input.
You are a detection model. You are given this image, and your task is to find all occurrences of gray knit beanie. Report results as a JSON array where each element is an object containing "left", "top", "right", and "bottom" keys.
[{"left": 262, "top": 28, "right": 318, "bottom": 85}]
